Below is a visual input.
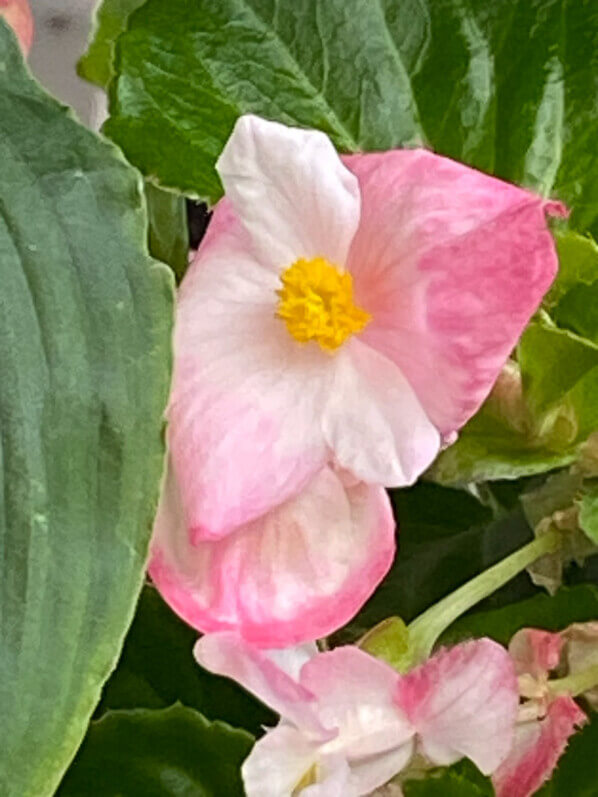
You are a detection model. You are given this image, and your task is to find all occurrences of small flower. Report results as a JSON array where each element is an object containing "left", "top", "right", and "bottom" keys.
[
  {"left": 492, "top": 627, "right": 588, "bottom": 797},
  {"left": 0, "top": 0, "right": 33, "bottom": 55},
  {"left": 194, "top": 633, "right": 518, "bottom": 796},
  {"left": 168, "top": 113, "right": 564, "bottom": 543}
]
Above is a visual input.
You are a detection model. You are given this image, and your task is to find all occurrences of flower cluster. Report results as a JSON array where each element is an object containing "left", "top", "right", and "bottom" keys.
[{"left": 148, "top": 115, "right": 579, "bottom": 794}]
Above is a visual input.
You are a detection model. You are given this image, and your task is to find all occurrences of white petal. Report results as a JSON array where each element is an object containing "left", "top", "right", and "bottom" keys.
[
  {"left": 323, "top": 340, "right": 441, "bottom": 486},
  {"left": 170, "top": 199, "right": 330, "bottom": 539},
  {"left": 217, "top": 115, "right": 361, "bottom": 270},
  {"left": 242, "top": 724, "right": 321, "bottom": 797}
]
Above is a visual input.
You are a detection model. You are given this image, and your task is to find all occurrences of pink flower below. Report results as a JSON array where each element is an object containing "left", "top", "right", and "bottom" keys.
[
  {"left": 492, "top": 627, "right": 588, "bottom": 797},
  {"left": 194, "top": 634, "right": 518, "bottom": 796}
]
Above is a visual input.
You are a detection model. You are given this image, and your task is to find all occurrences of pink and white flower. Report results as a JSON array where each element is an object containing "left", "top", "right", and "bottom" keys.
[
  {"left": 151, "top": 114, "right": 563, "bottom": 645},
  {"left": 194, "top": 633, "right": 518, "bottom": 796},
  {"left": 167, "top": 114, "right": 564, "bottom": 541},
  {"left": 0, "top": 0, "right": 33, "bottom": 55},
  {"left": 492, "top": 628, "right": 588, "bottom": 797}
]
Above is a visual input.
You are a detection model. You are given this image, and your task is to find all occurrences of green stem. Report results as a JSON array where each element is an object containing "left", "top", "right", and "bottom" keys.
[
  {"left": 407, "top": 530, "right": 561, "bottom": 662},
  {"left": 548, "top": 663, "right": 598, "bottom": 698}
]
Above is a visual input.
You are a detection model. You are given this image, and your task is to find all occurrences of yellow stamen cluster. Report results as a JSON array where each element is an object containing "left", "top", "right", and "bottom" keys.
[{"left": 276, "top": 257, "right": 371, "bottom": 351}]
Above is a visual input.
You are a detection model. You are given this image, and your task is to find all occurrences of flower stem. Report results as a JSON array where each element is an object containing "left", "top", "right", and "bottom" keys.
[
  {"left": 548, "top": 663, "right": 598, "bottom": 698},
  {"left": 407, "top": 530, "right": 561, "bottom": 663}
]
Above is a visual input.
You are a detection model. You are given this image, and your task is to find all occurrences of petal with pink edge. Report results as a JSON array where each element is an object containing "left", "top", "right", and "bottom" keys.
[
  {"left": 217, "top": 115, "right": 361, "bottom": 271},
  {"left": 300, "top": 647, "right": 413, "bottom": 760},
  {"left": 344, "top": 149, "right": 565, "bottom": 436},
  {"left": 150, "top": 464, "right": 395, "bottom": 648},
  {"left": 509, "top": 628, "right": 565, "bottom": 678},
  {"left": 323, "top": 340, "right": 440, "bottom": 486},
  {"left": 395, "top": 639, "right": 519, "bottom": 774},
  {"left": 193, "top": 633, "right": 327, "bottom": 736},
  {"left": 492, "top": 696, "right": 587, "bottom": 797},
  {"left": 170, "top": 198, "right": 330, "bottom": 539},
  {"left": 242, "top": 724, "right": 321, "bottom": 797}
]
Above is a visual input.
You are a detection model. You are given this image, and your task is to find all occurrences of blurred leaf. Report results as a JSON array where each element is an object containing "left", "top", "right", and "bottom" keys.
[
  {"left": 103, "top": 0, "right": 598, "bottom": 229},
  {"left": 402, "top": 760, "right": 493, "bottom": 796},
  {"left": 578, "top": 485, "right": 598, "bottom": 545},
  {"left": 78, "top": 0, "right": 146, "bottom": 88},
  {"left": 145, "top": 181, "right": 189, "bottom": 282},
  {"left": 519, "top": 320, "right": 598, "bottom": 416},
  {"left": 546, "top": 230, "right": 598, "bottom": 308},
  {"left": 58, "top": 705, "right": 253, "bottom": 797},
  {"left": 0, "top": 23, "right": 173, "bottom": 796},
  {"left": 97, "top": 586, "right": 275, "bottom": 735},
  {"left": 442, "top": 584, "right": 598, "bottom": 647},
  {"left": 536, "top": 712, "right": 598, "bottom": 796}
]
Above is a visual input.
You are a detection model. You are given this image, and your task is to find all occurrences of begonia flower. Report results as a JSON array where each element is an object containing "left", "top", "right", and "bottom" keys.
[
  {"left": 0, "top": 0, "right": 33, "bottom": 55},
  {"left": 150, "top": 464, "right": 395, "bottom": 647},
  {"left": 492, "top": 627, "right": 587, "bottom": 797},
  {"left": 166, "top": 114, "right": 565, "bottom": 542},
  {"left": 194, "top": 633, "right": 518, "bottom": 796}
]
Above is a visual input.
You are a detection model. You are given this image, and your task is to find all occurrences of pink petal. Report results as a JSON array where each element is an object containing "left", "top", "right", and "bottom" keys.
[
  {"left": 242, "top": 724, "right": 321, "bottom": 797},
  {"left": 193, "top": 633, "right": 327, "bottom": 736},
  {"left": 509, "top": 628, "right": 565, "bottom": 678},
  {"left": 217, "top": 114, "right": 361, "bottom": 271},
  {"left": 395, "top": 639, "right": 519, "bottom": 774},
  {"left": 300, "top": 647, "right": 414, "bottom": 761},
  {"left": 170, "top": 198, "right": 330, "bottom": 539},
  {"left": 323, "top": 340, "right": 440, "bottom": 486},
  {"left": 0, "top": 0, "right": 33, "bottom": 55},
  {"left": 150, "top": 464, "right": 395, "bottom": 647},
  {"left": 344, "top": 149, "right": 565, "bottom": 436},
  {"left": 492, "top": 696, "right": 587, "bottom": 797}
]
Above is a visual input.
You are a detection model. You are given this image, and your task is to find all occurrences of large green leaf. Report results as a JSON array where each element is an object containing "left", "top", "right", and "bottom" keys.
[
  {"left": 0, "top": 23, "right": 173, "bottom": 796},
  {"left": 58, "top": 705, "right": 253, "bottom": 796},
  {"left": 96, "top": 586, "right": 276, "bottom": 735},
  {"left": 103, "top": 0, "right": 598, "bottom": 230}
]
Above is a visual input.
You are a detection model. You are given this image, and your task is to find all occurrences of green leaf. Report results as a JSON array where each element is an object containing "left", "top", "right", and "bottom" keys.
[
  {"left": 536, "top": 712, "right": 598, "bottom": 796},
  {"left": 517, "top": 320, "right": 598, "bottom": 450},
  {"left": 545, "top": 231, "right": 598, "bottom": 309},
  {"left": 578, "top": 485, "right": 598, "bottom": 545},
  {"left": 0, "top": 23, "right": 173, "bottom": 796},
  {"left": 429, "top": 362, "right": 577, "bottom": 485},
  {"left": 104, "top": 0, "right": 598, "bottom": 229},
  {"left": 402, "top": 760, "right": 493, "bottom": 797},
  {"left": 78, "top": 0, "right": 147, "bottom": 88},
  {"left": 97, "top": 586, "right": 276, "bottom": 735},
  {"left": 333, "top": 482, "right": 537, "bottom": 643},
  {"left": 519, "top": 320, "right": 598, "bottom": 416},
  {"left": 58, "top": 705, "right": 253, "bottom": 797},
  {"left": 442, "top": 584, "right": 598, "bottom": 647},
  {"left": 145, "top": 181, "right": 189, "bottom": 282}
]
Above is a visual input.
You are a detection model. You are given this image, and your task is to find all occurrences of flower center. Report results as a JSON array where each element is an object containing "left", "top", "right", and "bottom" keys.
[{"left": 276, "top": 257, "right": 370, "bottom": 351}]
